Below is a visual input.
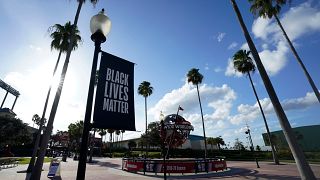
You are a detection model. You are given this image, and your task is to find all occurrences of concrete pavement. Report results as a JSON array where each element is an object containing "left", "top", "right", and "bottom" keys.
[{"left": 0, "top": 158, "right": 319, "bottom": 179}]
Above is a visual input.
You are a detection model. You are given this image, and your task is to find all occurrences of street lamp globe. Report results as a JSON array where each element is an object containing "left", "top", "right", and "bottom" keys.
[
  {"left": 90, "top": 8, "right": 111, "bottom": 43},
  {"left": 159, "top": 111, "right": 165, "bottom": 121}
]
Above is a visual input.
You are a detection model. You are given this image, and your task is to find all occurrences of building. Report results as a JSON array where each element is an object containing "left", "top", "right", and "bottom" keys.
[
  {"left": 262, "top": 125, "right": 320, "bottom": 152},
  {"left": 0, "top": 108, "right": 16, "bottom": 118},
  {"left": 116, "top": 134, "right": 218, "bottom": 150}
]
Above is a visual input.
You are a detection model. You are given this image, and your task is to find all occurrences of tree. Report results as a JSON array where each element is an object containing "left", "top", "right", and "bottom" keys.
[
  {"left": 213, "top": 136, "right": 225, "bottom": 151},
  {"left": 107, "top": 129, "right": 115, "bottom": 147},
  {"left": 138, "top": 81, "right": 153, "bottom": 156},
  {"left": 32, "top": 114, "right": 41, "bottom": 127},
  {"left": 68, "top": 121, "right": 84, "bottom": 154},
  {"left": 249, "top": 0, "right": 320, "bottom": 103},
  {"left": 115, "top": 130, "right": 121, "bottom": 147},
  {"left": 138, "top": 81, "right": 153, "bottom": 135},
  {"left": 31, "top": 1, "right": 98, "bottom": 179},
  {"left": 230, "top": 0, "right": 316, "bottom": 179},
  {"left": 27, "top": 114, "right": 47, "bottom": 172},
  {"left": 234, "top": 138, "right": 245, "bottom": 151},
  {"left": 0, "top": 116, "right": 32, "bottom": 148},
  {"left": 28, "top": 22, "right": 82, "bottom": 174},
  {"left": 98, "top": 129, "right": 106, "bottom": 143},
  {"left": 233, "top": 49, "right": 279, "bottom": 165},
  {"left": 207, "top": 137, "right": 216, "bottom": 152},
  {"left": 187, "top": 68, "right": 207, "bottom": 159},
  {"left": 145, "top": 121, "right": 162, "bottom": 148},
  {"left": 128, "top": 140, "right": 137, "bottom": 151},
  {"left": 256, "top": 145, "right": 261, "bottom": 151},
  {"left": 121, "top": 130, "right": 125, "bottom": 141}
]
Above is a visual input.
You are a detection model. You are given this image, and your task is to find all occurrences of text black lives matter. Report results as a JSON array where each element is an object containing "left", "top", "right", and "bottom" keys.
[{"left": 103, "top": 68, "right": 129, "bottom": 114}]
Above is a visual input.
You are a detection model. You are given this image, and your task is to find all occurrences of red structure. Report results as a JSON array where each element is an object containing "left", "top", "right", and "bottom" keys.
[{"left": 122, "top": 158, "right": 227, "bottom": 174}]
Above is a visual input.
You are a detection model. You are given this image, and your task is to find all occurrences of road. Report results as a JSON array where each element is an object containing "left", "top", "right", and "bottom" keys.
[{"left": 0, "top": 158, "right": 319, "bottom": 179}]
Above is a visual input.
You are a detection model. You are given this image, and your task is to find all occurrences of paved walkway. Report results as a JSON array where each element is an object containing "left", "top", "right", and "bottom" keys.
[{"left": 0, "top": 158, "right": 319, "bottom": 179}]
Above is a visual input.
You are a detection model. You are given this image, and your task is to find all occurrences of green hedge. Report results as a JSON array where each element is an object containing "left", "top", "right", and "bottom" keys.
[{"left": 103, "top": 149, "right": 320, "bottom": 162}]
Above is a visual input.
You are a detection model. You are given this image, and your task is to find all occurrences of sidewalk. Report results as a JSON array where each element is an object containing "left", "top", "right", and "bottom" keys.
[{"left": 0, "top": 158, "right": 319, "bottom": 179}]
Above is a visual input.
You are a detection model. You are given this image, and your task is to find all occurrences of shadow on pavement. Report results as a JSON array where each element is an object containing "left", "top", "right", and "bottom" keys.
[
  {"left": 87, "top": 159, "right": 121, "bottom": 169},
  {"left": 122, "top": 168, "right": 252, "bottom": 179},
  {"left": 49, "top": 176, "right": 62, "bottom": 180},
  {"left": 122, "top": 166, "right": 302, "bottom": 179}
]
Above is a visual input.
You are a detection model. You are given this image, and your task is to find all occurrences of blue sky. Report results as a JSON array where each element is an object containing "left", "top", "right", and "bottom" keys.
[{"left": 0, "top": 0, "right": 319, "bottom": 148}]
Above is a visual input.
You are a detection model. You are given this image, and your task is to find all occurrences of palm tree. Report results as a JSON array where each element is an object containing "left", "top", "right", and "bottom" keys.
[
  {"left": 213, "top": 136, "right": 225, "bottom": 151},
  {"left": 187, "top": 68, "right": 207, "bottom": 159},
  {"left": 121, "top": 130, "right": 125, "bottom": 141},
  {"left": 27, "top": 22, "right": 81, "bottom": 173},
  {"left": 98, "top": 129, "right": 106, "bottom": 143},
  {"left": 107, "top": 129, "right": 115, "bottom": 147},
  {"left": 31, "top": 114, "right": 40, "bottom": 127},
  {"left": 207, "top": 137, "right": 215, "bottom": 157},
  {"left": 230, "top": 0, "right": 316, "bottom": 179},
  {"left": 233, "top": 49, "right": 280, "bottom": 165},
  {"left": 115, "top": 130, "right": 121, "bottom": 148},
  {"left": 32, "top": 1, "right": 98, "bottom": 178},
  {"left": 248, "top": 0, "right": 320, "bottom": 103},
  {"left": 138, "top": 81, "right": 153, "bottom": 135},
  {"left": 138, "top": 81, "right": 153, "bottom": 156},
  {"left": 88, "top": 128, "right": 97, "bottom": 162}
]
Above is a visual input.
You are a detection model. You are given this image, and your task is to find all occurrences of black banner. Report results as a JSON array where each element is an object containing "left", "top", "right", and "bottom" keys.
[{"left": 92, "top": 52, "right": 135, "bottom": 131}]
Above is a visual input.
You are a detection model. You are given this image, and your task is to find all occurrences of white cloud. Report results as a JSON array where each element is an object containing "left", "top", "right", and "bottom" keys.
[
  {"left": 229, "top": 91, "right": 319, "bottom": 125},
  {"left": 252, "top": 18, "right": 278, "bottom": 41},
  {"left": 282, "top": 91, "right": 319, "bottom": 110},
  {"left": 2, "top": 58, "right": 87, "bottom": 131},
  {"left": 29, "top": 44, "right": 42, "bottom": 51},
  {"left": 214, "top": 67, "right": 223, "bottom": 73},
  {"left": 225, "top": 58, "right": 243, "bottom": 77},
  {"left": 279, "top": 2, "right": 320, "bottom": 41},
  {"left": 217, "top": 32, "right": 226, "bottom": 42},
  {"left": 225, "top": 40, "right": 288, "bottom": 77},
  {"left": 228, "top": 42, "right": 238, "bottom": 50},
  {"left": 249, "top": 1, "right": 320, "bottom": 75},
  {"left": 148, "top": 82, "right": 237, "bottom": 135},
  {"left": 240, "top": 43, "right": 249, "bottom": 51},
  {"left": 259, "top": 40, "right": 289, "bottom": 75},
  {"left": 205, "top": 63, "right": 209, "bottom": 70}
]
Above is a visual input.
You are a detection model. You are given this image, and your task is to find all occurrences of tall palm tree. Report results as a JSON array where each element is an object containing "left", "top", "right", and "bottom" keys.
[
  {"left": 213, "top": 136, "right": 225, "bottom": 151},
  {"left": 206, "top": 137, "right": 215, "bottom": 157},
  {"left": 121, "top": 130, "right": 125, "bottom": 141},
  {"left": 28, "top": 22, "right": 81, "bottom": 174},
  {"left": 138, "top": 81, "right": 153, "bottom": 135},
  {"left": 98, "top": 129, "right": 106, "bottom": 143},
  {"left": 233, "top": 49, "right": 279, "bottom": 165},
  {"left": 32, "top": 1, "right": 98, "bottom": 179},
  {"left": 138, "top": 81, "right": 153, "bottom": 156},
  {"left": 115, "top": 130, "right": 121, "bottom": 147},
  {"left": 230, "top": 0, "right": 316, "bottom": 179},
  {"left": 186, "top": 68, "right": 208, "bottom": 159},
  {"left": 107, "top": 129, "right": 115, "bottom": 147},
  {"left": 248, "top": 0, "right": 320, "bottom": 103}
]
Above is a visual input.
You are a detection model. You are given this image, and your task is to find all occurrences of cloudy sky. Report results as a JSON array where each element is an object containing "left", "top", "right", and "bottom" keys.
[{"left": 0, "top": 0, "right": 319, "bottom": 148}]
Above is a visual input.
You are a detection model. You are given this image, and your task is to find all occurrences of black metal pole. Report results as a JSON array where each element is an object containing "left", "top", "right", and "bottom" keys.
[
  {"left": 165, "top": 106, "right": 180, "bottom": 159},
  {"left": 11, "top": 96, "right": 18, "bottom": 110},
  {"left": 247, "top": 129, "right": 260, "bottom": 168},
  {"left": 1, "top": 91, "right": 8, "bottom": 108},
  {"left": 161, "top": 120, "right": 167, "bottom": 180},
  {"left": 76, "top": 31, "right": 105, "bottom": 180}
]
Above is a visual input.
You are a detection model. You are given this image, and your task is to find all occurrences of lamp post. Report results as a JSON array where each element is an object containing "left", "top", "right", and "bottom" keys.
[
  {"left": 245, "top": 127, "right": 260, "bottom": 168},
  {"left": 159, "top": 111, "right": 167, "bottom": 180},
  {"left": 76, "top": 9, "right": 111, "bottom": 180}
]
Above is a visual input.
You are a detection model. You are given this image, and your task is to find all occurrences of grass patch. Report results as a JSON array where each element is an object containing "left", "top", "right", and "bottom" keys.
[{"left": 16, "top": 157, "right": 52, "bottom": 164}]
